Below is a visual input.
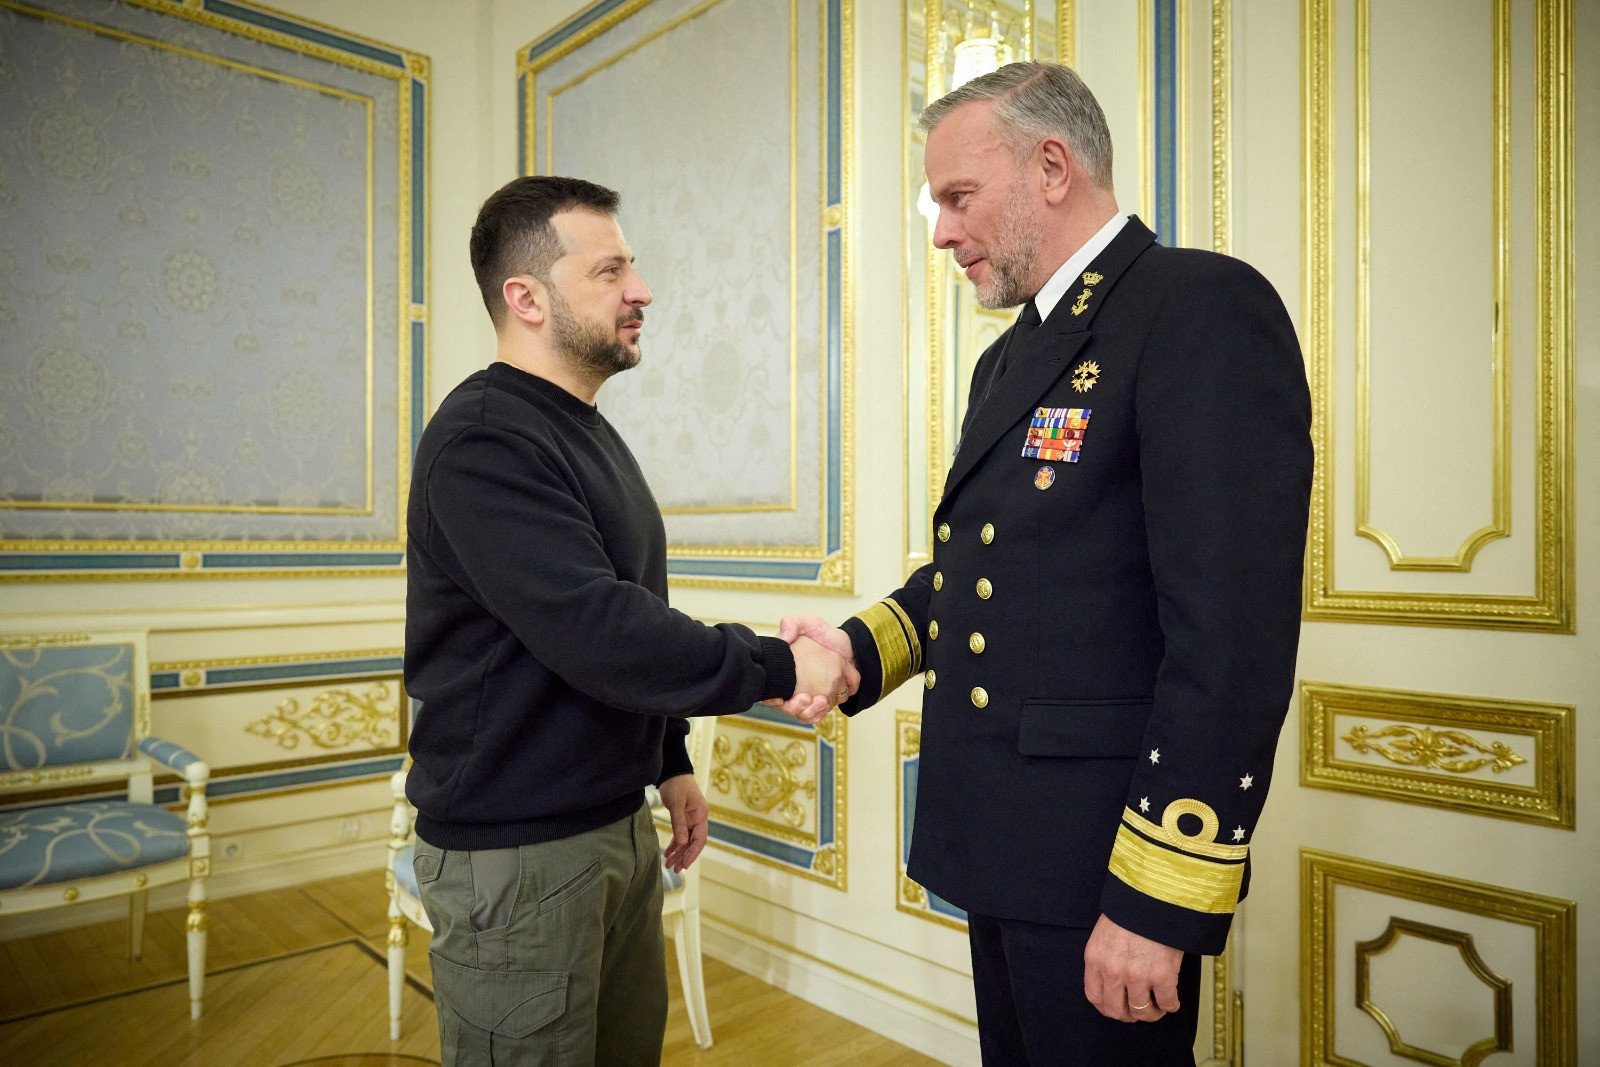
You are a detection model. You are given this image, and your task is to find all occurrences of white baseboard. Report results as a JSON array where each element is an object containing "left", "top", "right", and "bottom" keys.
[
  {"left": 701, "top": 917, "right": 980, "bottom": 1067},
  {"left": 0, "top": 836, "right": 387, "bottom": 941}
]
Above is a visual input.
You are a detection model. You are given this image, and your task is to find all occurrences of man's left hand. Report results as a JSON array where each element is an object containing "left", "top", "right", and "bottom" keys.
[
  {"left": 658, "top": 773, "right": 709, "bottom": 871},
  {"left": 1082, "top": 913, "right": 1183, "bottom": 1022}
]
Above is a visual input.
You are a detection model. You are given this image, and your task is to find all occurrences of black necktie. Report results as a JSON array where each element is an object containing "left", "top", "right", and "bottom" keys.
[{"left": 987, "top": 300, "right": 1042, "bottom": 398}]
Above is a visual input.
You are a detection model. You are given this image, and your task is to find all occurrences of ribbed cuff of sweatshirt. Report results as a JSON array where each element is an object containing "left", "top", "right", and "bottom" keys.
[
  {"left": 658, "top": 728, "right": 693, "bottom": 785},
  {"left": 758, "top": 636, "right": 797, "bottom": 702}
]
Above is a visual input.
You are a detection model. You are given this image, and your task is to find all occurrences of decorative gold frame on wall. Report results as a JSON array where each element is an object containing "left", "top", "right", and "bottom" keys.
[
  {"left": 1353, "top": 917, "right": 1513, "bottom": 1067},
  {"left": 137, "top": 648, "right": 409, "bottom": 805},
  {"left": 1300, "top": 681, "right": 1574, "bottom": 828},
  {"left": 516, "top": 0, "right": 855, "bottom": 593},
  {"left": 0, "top": 0, "right": 431, "bottom": 582},
  {"left": 894, "top": 707, "right": 967, "bottom": 929},
  {"left": 705, "top": 704, "right": 847, "bottom": 889},
  {"left": 1300, "top": 0, "right": 1573, "bottom": 630},
  {"left": 1301, "top": 849, "right": 1576, "bottom": 1066}
]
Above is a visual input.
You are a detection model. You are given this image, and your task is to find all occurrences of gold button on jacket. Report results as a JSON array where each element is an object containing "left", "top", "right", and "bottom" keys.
[
  {"left": 970, "top": 687, "right": 988, "bottom": 708},
  {"left": 980, "top": 523, "right": 995, "bottom": 544},
  {"left": 968, "top": 632, "right": 985, "bottom": 654},
  {"left": 929, "top": 620, "right": 939, "bottom": 639},
  {"left": 975, "top": 578, "right": 992, "bottom": 599},
  {"left": 937, "top": 523, "right": 951, "bottom": 542},
  {"left": 932, "top": 571, "right": 943, "bottom": 591},
  {"left": 924, "top": 670, "right": 936, "bottom": 690}
]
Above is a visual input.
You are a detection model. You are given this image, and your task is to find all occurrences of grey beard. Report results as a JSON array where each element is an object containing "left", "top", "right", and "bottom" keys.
[{"left": 973, "top": 181, "right": 1042, "bottom": 310}]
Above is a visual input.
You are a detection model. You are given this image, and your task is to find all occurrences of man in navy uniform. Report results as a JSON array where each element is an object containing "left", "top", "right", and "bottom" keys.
[{"left": 780, "top": 63, "right": 1312, "bottom": 1063}]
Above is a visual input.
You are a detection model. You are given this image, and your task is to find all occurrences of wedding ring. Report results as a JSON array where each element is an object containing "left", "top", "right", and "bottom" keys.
[{"left": 1128, "top": 1000, "right": 1151, "bottom": 1011}]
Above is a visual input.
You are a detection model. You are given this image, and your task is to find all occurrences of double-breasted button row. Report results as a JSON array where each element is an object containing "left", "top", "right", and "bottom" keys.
[
  {"left": 936, "top": 522, "right": 995, "bottom": 545},
  {"left": 928, "top": 522, "right": 996, "bottom": 707}
]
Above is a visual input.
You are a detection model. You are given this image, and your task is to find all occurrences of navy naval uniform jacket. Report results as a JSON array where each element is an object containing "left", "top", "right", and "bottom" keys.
[{"left": 841, "top": 218, "right": 1312, "bottom": 955}]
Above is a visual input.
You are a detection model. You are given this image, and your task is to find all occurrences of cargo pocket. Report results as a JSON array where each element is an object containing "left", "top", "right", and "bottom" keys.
[
  {"left": 1017, "top": 698, "right": 1152, "bottom": 757},
  {"left": 429, "top": 952, "right": 568, "bottom": 1038}
]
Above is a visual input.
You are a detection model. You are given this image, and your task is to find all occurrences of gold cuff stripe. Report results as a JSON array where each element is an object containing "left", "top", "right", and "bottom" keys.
[
  {"left": 1108, "top": 825, "right": 1244, "bottom": 915},
  {"left": 1121, "top": 806, "right": 1249, "bottom": 861},
  {"left": 854, "top": 601, "right": 920, "bottom": 698},
  {"left": 882, "top": 597, "right": 924, "bottom": 675}
]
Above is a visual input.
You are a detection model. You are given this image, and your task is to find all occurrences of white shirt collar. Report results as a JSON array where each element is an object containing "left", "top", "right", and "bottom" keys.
[{"left": 1032, "top": 213, "right": 1131, "bottom": 323}]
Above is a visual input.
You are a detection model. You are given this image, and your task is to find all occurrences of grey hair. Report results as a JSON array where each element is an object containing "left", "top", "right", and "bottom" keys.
[{"left": 920, "top": 61, "right": 1114, "bottom": 190}]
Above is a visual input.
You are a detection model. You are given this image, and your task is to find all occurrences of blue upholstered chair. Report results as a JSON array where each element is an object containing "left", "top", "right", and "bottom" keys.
[
  {"left": 385, "top": 715, "right": 718, "bottom": 1048},
  {"left": 0, "top": 632, "right": 211, "bottom": 1019}
]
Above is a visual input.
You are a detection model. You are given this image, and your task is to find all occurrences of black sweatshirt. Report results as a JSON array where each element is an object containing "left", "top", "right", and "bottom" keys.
[{"left": 404, "top": 362, "right": 797, "bottom": 850}]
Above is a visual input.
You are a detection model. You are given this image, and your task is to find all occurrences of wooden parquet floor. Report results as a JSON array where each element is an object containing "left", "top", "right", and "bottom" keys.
[{"left": 0, "top": 870, "right": 937, "bottom": 1066}]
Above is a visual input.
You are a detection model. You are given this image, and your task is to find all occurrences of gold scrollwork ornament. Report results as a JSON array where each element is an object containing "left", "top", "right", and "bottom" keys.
[
  {"left": 246, "top": 682, "right": 398, "bottom": 751},
  {"left": 709, "top": 735, "right": 816, "bottom": 829},
  {"left": 1342, "top": 723, "right": 1526, "bottom": 774}
]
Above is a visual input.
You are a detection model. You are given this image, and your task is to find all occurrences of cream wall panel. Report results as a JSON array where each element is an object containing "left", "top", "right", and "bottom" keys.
[
  {"left": 1304, "top": 0, "right": 1571, "bottom": 627},
  {"left": 1231, "top": 1, "right": 1596, "bottom": 1064},
  {"left": 1304, "top": 851, "right": 1575, "bottom": 1066},
  {"left": 1361, "top": 0, "right": 1501, "bottom": 571},
  {"left": 1075, "top": 3, "right": 1148, "bottom": 221}
]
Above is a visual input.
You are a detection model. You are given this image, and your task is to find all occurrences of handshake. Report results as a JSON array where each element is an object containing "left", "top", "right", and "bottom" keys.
[{"left": 765, "top": 616, "right": 858, "bottom": 725}]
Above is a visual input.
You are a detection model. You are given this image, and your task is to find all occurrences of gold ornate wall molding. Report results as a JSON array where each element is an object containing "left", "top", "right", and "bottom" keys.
[
  {"left": 1300, "top": 681, "right": 1574, "bottom": 828},
  {"left": 703, "top": 705, "right": 847, "bottom": 889},
  {"left": 149, "top": 648, "right": 408, "bottom": 785},
  {"left": 246, "top": 681, "right": 399, "bottom": 752},
  {"left": 895, "top": 708, "right": 967, "bottom": 929},
  {"left": 1302, "top": 850, "right": 1576, "bottom": 1066},
  {"left": 517, "top": 0, "right": 854, "bottom": 593},
  {"left": 1354, "top": 917, "right": 1513, "bottom": 1067},
  {"left": 0, "top": 0, "right": 430, "bottom": 581},
  {"left": 1301, "top": 0, "right": 1573, "bottom": 630},
  {"left": 1351, "top": 0, "right": 1510, "bottom": 574}
]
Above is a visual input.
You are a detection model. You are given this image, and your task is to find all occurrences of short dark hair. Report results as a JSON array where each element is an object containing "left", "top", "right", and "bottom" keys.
[{"left": 469, "top": 176, "right": 621, "bottom": 328}]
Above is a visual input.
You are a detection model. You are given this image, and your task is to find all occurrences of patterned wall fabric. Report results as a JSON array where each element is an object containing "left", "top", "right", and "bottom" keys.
[
  {"left": 1, "top": 641, "right": 136, "bottom": 770},
  {"left": 0, "top": 0, "right": 404, "bottom": 545},
  {"left": 0, "top": 801, "right": 189, "bottom": 889}
]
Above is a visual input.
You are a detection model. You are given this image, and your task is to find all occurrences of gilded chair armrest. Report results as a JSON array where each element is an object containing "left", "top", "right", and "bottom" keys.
[{"left": 139, "top": 736, "right": 210, "bottom": 786}]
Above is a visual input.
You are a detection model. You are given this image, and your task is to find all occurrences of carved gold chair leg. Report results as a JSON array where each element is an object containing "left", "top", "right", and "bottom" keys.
[
  {"left": 183, "top": 769, "right": 210, "bottom": 1021},
  {"left": 387, "top": 872, "right": 409, "bottom": 1041}
]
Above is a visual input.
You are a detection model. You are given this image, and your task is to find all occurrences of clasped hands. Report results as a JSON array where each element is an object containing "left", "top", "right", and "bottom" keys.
[{"left": 765, "top": 615, "right": 857, "bottom": 725}]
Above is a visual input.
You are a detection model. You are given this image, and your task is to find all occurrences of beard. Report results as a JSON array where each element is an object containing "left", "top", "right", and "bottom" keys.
[
  {"left": 548, "top": 287, "right": 642, "bottom": 378},
  {"left": 971, "top": 177, "right": 1042, "bottom": 309}
]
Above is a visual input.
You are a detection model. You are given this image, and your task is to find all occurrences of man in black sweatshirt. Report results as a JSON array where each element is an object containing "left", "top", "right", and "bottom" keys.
[{"left": 405, "top": 176, "right": 854, "bottom": 1065}]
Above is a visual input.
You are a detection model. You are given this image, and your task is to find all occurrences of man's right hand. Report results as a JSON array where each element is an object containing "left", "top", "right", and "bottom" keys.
[
  {"left": 769, "top": 616, "right": 857, "bottom": 722},
  {"left": 786, "top": 635, "right": 858, "bottom": 724}
]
